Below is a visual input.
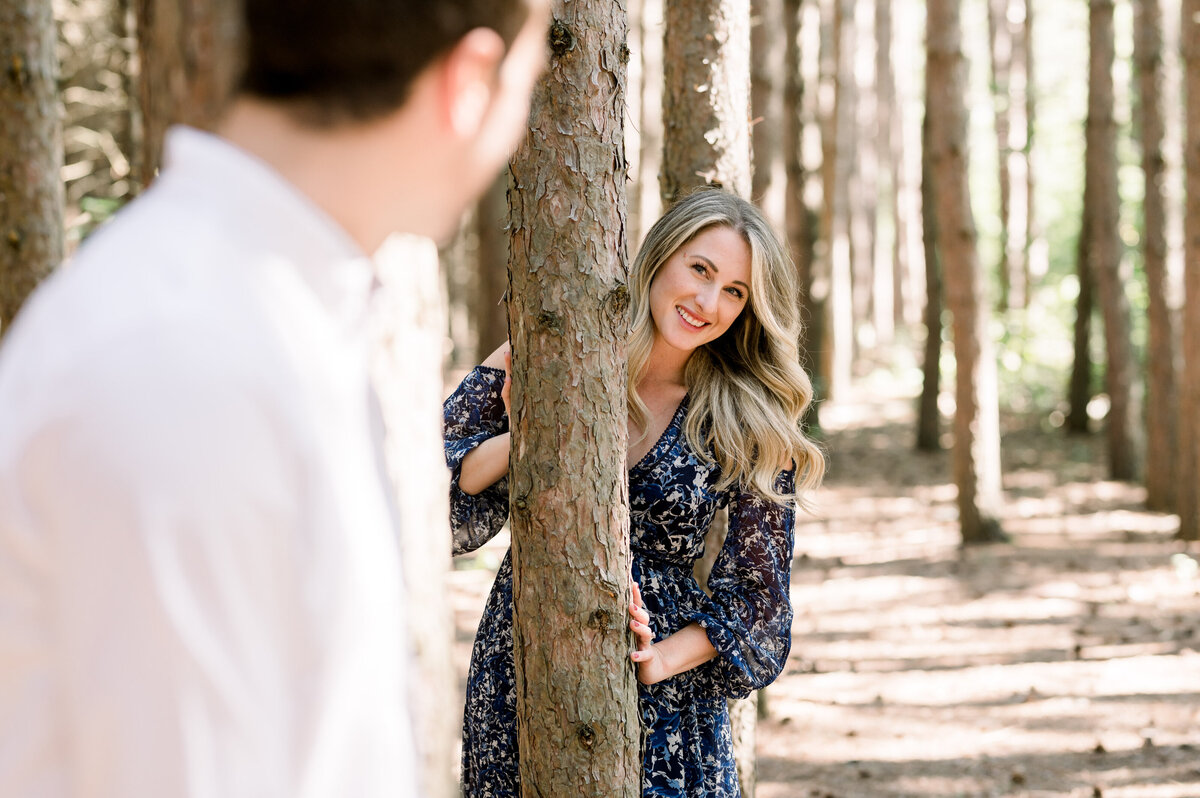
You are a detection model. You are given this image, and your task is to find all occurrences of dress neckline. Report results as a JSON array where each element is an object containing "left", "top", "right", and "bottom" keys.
[{"left": 629, "top": 394, "right": 689, "bottom": 474}]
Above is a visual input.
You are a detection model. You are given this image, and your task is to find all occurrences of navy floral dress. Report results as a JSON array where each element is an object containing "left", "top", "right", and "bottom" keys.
[{"left": 444, "top": 366, "right": 797, "bottom": 797}]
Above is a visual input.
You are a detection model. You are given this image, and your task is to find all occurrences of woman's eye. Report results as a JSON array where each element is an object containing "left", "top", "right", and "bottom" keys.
[
  {"left": 726, "top": 287, "right": 745, "bottom": 300},
  {"left": 690, "top": 262, "right": 708, "bottom": 275}
]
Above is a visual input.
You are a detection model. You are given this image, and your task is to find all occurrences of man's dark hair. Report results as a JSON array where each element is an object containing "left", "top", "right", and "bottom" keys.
[{"left": 240, "top": 0, "right": 533, "bottom": 126}]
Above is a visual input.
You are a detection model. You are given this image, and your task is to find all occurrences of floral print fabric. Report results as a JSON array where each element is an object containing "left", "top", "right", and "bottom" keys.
[{"left": 444, "top": 366, "right": 797, "bottom": 797}]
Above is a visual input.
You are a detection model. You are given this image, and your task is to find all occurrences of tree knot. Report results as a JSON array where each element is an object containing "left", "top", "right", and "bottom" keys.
[
  {"left": 537, "top": 310, "right": 564, "bottom": 335},
  {"left": 577, "top": 723, "right": 596, "bottom": 749},
  {"left": 549, "top": 19, "right": 574, "bottom": 58},
  {"left": 587, "top": 608, "right": 611, "bottom": 629}
]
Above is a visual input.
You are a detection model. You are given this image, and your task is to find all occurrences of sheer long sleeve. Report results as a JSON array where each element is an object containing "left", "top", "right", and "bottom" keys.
[
  {"left": 688, "top": 468, "right": 797, "bottom": 699},
  {"left": 443, "top": 366, "right": 510, "bottom": 555}
]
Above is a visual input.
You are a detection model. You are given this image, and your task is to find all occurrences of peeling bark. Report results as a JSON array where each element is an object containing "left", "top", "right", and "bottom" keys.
[
  {"left": 506, "top": 3, "right": 641, "bottom": 793},
  {"left": 0, "top": 0, "right": 62, "bottom": 336}
]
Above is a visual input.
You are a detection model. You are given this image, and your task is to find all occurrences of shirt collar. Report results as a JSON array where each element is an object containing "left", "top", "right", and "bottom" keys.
[{"left": 159, "top": 125, "right": 376, "bottom": 330}]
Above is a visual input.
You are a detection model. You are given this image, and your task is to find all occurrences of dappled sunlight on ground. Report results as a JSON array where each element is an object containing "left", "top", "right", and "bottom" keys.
[{"left": 761, "top": 384, "right": 1200, "bottom": 798}]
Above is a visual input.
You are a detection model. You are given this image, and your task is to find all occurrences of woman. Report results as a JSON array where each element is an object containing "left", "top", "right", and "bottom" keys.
[{"left": 443, "top": 188, "right": 825, "bottom": 797}]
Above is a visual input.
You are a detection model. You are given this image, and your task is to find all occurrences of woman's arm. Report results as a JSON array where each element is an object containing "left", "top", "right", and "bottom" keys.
[
  {"left": 629, "top": 583, "right": 718, "bottom": 686},
  {"left": 458, "top": 342, "right": 512, "bottom": 495}
]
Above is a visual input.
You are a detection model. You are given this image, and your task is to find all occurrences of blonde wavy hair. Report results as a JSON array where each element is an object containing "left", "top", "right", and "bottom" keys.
[{"left": 627, "top": 188, "right": 825, "bottom": 503}]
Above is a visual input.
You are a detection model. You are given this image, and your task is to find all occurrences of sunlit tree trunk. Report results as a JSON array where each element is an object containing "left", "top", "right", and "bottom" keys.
[
  {"left": 751, "top": 0, "right": 784, "bottom": 223},
  {"left": 1135, "top": 0, "right": 1178, "bottom": 511},
  {"left": 370, "top": 236, "right": 458, "bottom": 798},
  {"left": 916, "top": 111, "right": 943, "bottom": 452},
  {"left": 1007, "top": 0, "right": 1032, "bottom": 309},
  {"left": 0, "top": 0, "right": 62, "bottom": 336},
  {"left": 784, "top": 0, "right": 822, "bottom": 435},
  {"left": 1088, "top": 0, "right": 1145, "bottom": 481},
  {"left": 894, "top": 0, "right": 926, "bottom": 328},
  {"left": 875, "top": 0, "right": 900, "bottom": 345},
  {"left": 132, "top": 0, "right": 240, "bottom": 185},
  {"left": 820, "top": 0, "right": 854, "bottom": 399},
  {"left": 634, "top": 0, "right": 664, "bottom": 248},
  {"left": 849, "top": 1, "right": 877, "bottom": 351},
  {"left": 506, "top": 3, "right": 641, "bottom": 793},
  {"left": 1179, "top": 0, "right": 1200, "bottom": 541},
  {"left": 926, "top": 0, "right": 1006, "bottom": 544},
  {"left": 988, "top": 0, "right": 1017, "bottom": 309},
  {"left": 662, "top": 3, "right": 761, "bottom": 792}
]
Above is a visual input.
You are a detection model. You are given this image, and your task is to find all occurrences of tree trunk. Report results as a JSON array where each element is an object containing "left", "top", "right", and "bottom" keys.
[
  {"left": 926, "top": 0, "right": 1006, "bottom": 544},
  {"left": 875, "top": 0, "right": 900, "bottom": 345},
  {"left": 784, "top": 0, "right": 822, "bottom": 435},
  {"left": 661, "top": 0, "right": 752, "bottom": 202},
  {"left": 1006, "top": 0, "right": 1032, "bottom": 309},
  {"left": 751, "top": 0, "right": 784, "bottom": 223},
  {"left": 662, "top": 3, "right": 761, "bottom": 792},
  {"left": 1179, "top": 0, "right": 1200, "bottom": 541},
  {"left": 1135, "top": 0, "right": 1178, "bottom": 511},
  {"left": 132, "top": 0, "right": 240, "bottom": 185},
  {"left": 849, "top": 0, "right": 880, "bottom": 349},
  {"left": 1088, "top": 0, "right": 1145, "bottom": 481},
  {"left": 475, "top": 174, "right": 511, "bottom": 359},
  {"left": 916, "top": 111, "right": 943, "bottom": 452},
  {"left": 633, "top": 0, "right": 664, "bottom": 249},
  {"left": 1, "top": 0, "right": 62, "bottom": 337},
  {"left": 369, "top": 236, "right": 458, "bottom": 798},
  {"left": 505, "top": 4, "right": 641, "bottom": 794},
  {"left": 1068, "top": 208, "right": 1095, "bottom": 434},
  {"left": 823, "top": 0, "right": 855, "bottom": 399},
  {"left": 988, "top": 0, "right": 1016, "bottom": 310}
]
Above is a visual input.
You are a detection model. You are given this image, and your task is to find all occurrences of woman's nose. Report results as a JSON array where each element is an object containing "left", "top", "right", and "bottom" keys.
[{"left": 696, "top": 285, "right": 719, "bottom": 312}]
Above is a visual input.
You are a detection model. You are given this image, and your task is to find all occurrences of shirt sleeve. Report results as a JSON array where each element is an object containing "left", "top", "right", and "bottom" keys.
[
  {"left": 688, "top": 468, "right": 797, "bottom": 699},
  {"left": 442, "top": 366, "right": 510, "bottom": 555}
]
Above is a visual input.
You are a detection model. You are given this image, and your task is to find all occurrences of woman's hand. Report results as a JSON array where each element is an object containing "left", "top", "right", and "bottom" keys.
[{"left": 629, "top": 582, "right": 669, "bottom": 686}]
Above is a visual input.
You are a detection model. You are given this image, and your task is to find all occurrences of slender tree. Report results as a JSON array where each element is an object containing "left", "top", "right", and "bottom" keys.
[
  {"left": 662, "top": 3, "right": 762, "bottom": 792},
  {"left": 1007, "top": 0, "right": 1032, "bottom": 309},
  {"left": 133, "top": 0, "right": 240, "bottom": 184},
  {"left": 784, "top": 0, "right": 822, "bottom": 435},
  {"left": 1068, "top": 210, "right": 1095, "bottom": 434},
  {"left": 1135, "top": 0, "right": 1178, "bottom": 510},
  {"left": 926, "top": 0, "right": 1006, "bottom": 543},
  {"left": 988, "top": 0, "right": 1018, "bottom": 309},
  {"left": 751, "top": 0, "right": 784, "bottom": 220},
  {"left": 505, "top": 5, "right": 641, "bottom": 793},
  {"left": 0, "top": 0, "right": 62, "bottom": 336},
  {"left": 1180, "top": 0, "right": 1200, "bottom": 540},
  {"left": 1089, "top": 0, "right": 1146, "bottom": 481},
  {"left": 916, "top": 111, "right": 944, "bottom": 452}
]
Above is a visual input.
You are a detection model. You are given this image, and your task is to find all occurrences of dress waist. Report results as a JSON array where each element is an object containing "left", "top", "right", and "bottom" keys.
[{"left": 631, "top": 546, "right": 696, "bottom": 571}]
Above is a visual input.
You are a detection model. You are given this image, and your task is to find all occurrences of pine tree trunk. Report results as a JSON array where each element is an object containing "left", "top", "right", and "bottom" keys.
[
  {"left": 0, "top": 0, "right": 62, "bottom": 336},
  {"left": 370, "top": 236, "right": 458, "bottom": 798},
  {"left": 634, "top": 0, "right": 664, "bottom": 248},
  {"left": 751, "top": 0, "right": 784, "bottom": 221},
  {"left": 662, "top": 3, "right": 761, "bottom": 792},
  {"left": 1179, "top": 0, "right": 1200, "bottom": 541},
  {"left": 662, "top": 0, "right": 752, "bottom": 202},
  {"left": 132, "top": 0, "right": 240, "bottom": 185},
  {"left": 505, "top": 4, "right": 641, "bottom": 793},
  {"left": 926, "top": 0, "right": 1006, "bottom": 544},
  {"left": 916, "top": 111, "right": 943, "bottom": 452},
  {"left": 1088, "top": 0, "right": 1145, "bottom": 481},
  {"left": 475, "top": 174, "right": 511, "bottom": 358},
  {"left": 1135, "top": 0, "right": 1178, "bottom": 511},
  {"left": 875, "top": 0, "right": 902, "bottom": 343},
  {"left": 988, "top": 0, "right": 1016, "bottom": 309},
  {"left": 1068, "top": 208, "right": 1095, "bottom": 434},
  {"left": 1006, "top": 0, "right": 1031, "bottom": 309},
  {"left": 784, "top": 0, "right": 822, "bottom": 435}
]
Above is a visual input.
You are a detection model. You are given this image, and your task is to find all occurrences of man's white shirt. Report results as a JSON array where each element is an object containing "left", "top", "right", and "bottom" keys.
[{"left": 0, "top": 127, "right": 419, "bottom": 798}]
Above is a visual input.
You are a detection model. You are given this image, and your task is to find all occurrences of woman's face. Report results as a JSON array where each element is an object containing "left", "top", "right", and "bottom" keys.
[{"left": 648, "top": 225, "right": 752, "bottom": 358}]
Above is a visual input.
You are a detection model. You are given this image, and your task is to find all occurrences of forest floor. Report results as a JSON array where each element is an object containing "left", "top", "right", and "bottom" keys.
[{"left": 446, "top": 377, "right": 1200, "bottom": 798}]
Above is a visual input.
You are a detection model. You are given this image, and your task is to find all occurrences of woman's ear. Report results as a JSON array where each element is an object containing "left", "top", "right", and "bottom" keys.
[{"left": 438, "top": 28, "right": 507, "bottom": 138}]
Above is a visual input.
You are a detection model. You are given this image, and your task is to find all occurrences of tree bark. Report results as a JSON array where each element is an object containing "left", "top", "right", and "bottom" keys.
[
  {"left": 0, "top": 0, "right": 62, "bottom": 336},
  {"left": 633, "top": 0, "right": 664, "bottom": 249},
  {"left": 926, "top": 0, "right": 1006, "bottom": 544},
  {"left": 1088, "top": 0, "right": 1145, "bottom": 481},
  {"left": 132, "top": 0, "right": 241, "bottom": 185},
  {"left": 1135, "top": 0, "right": 1177, "bottom": 510},
  {"left": 506, "top": 4, "right": 641, "bottom": 794},
  {"left": 661, "top": 0, "right": 752, "bottom": 203},
  {"left": 821, "top": 0, "right": 854, "bottom": 399},
  {"left": 1179, "top": 0, "right": 1200, "bottom": 540},
  {"left": 916, "top": 110, "right": 943, "bottom": 452},
  {"left": 751, "top": 0, "right": 784, "bottom": 221}
]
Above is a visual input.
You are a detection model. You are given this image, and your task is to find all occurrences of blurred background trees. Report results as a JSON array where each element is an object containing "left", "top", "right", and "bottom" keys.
[{"left": 10, "top": 0, "right": 1200, "bottom": 599}]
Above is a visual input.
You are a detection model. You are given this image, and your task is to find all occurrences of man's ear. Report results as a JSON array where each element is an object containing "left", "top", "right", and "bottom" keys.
[{"left": 439, "top": 27, "right": 507, "bottom": 138}]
